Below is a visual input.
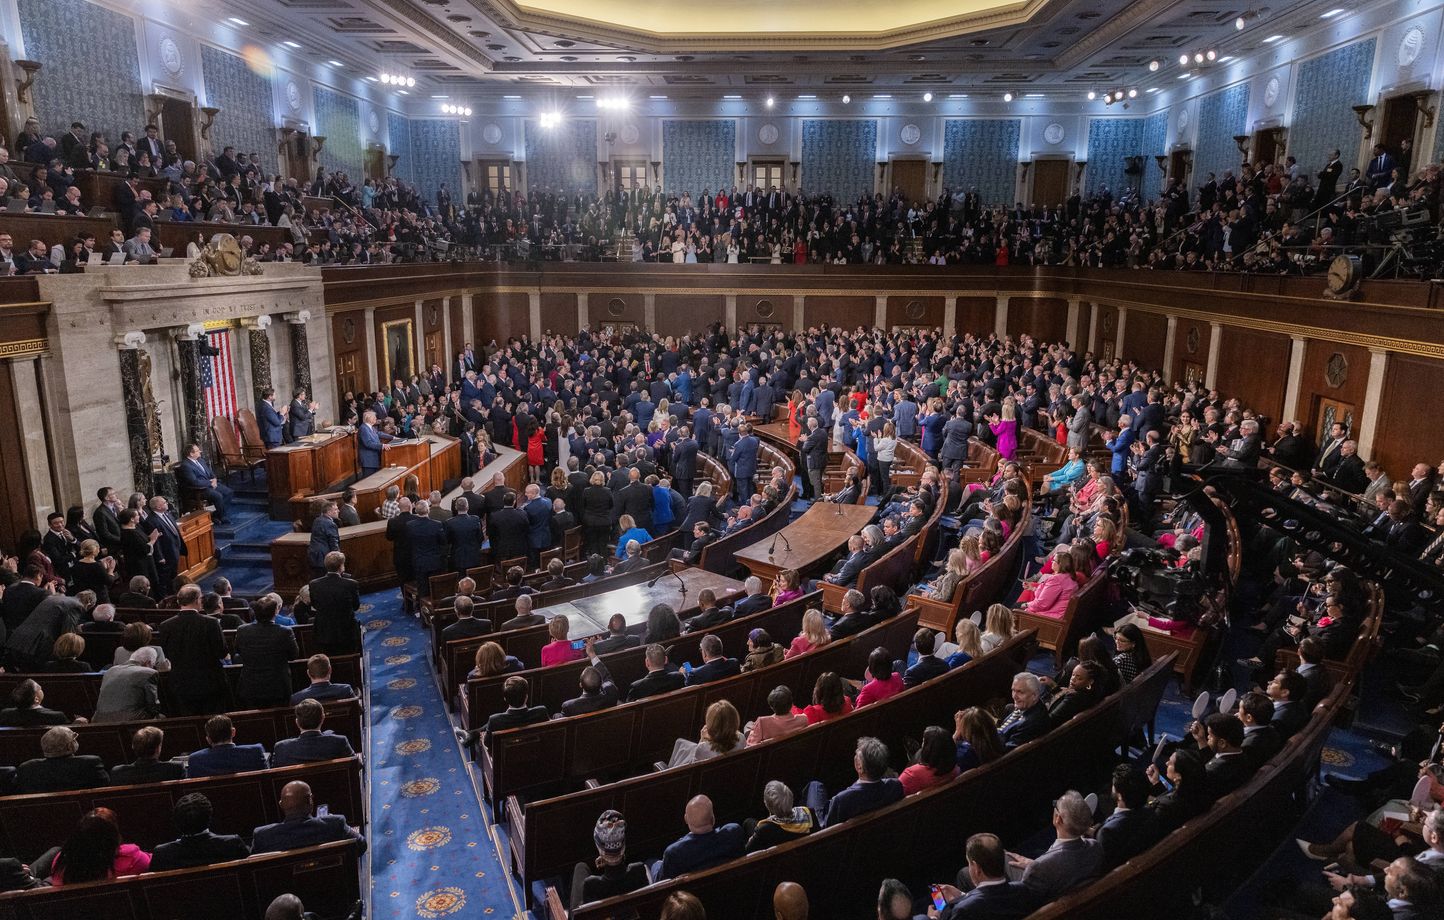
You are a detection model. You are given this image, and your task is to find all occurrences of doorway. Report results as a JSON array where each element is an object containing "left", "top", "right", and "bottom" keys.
[
  {"left": 751, "top": 158, "right": 784, "bottom": 193},
  {"left": 1313, "top": 397, "right": 1357, "bottom": 448},
  {"left": 479, "top": 159, "right": 513, "bottom": 195},
  {"left": 1252, "top": 129, "right": 1280, "bottom": 168},
  {"left": 1170, "top": 150, "right": 1191, "bottom": 191},
  {"left": 281, "top": 129, "right": 310, "bottom": 186},
  {"left": 1379, "top": 94, "right": 1421, "bottom": 164},
  {"left": 364, "top": 145, "right": 386, "bottom": 182},
  {"left": 1031, "top": 159, "right": 1070, "bottom": 209},
  {"left": 158, "top": 95, "right": 198, "bottom": 162},
  {"left": 890, "top": 160, "right": 927, "bottom": 206},
  {"left": 612, "top": 159, "right": 648, "bottom": 192}
]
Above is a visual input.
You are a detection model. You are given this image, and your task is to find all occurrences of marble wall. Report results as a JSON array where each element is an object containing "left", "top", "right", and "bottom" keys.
[
  {"left": 662, "top": 120, "right": 737, "bottom": 197},
  {"left": 1084, "top": 118, "right": 1146, "bottom": 200},
  {"left": 17, "top": 0, "right": 144, "bottom": 147},
  {"left": 200, "top": 45, "right": 280, "bottom": 174},
  {"left": 943, "top": 119, "right": 1022, "bottom": 206},
  {"left": 1292, "top": 40, "right": 1378, "bottom": 178},
  {"left": 410, "top": 119, "right": 463, "bottom": 209},
  {"left": 801, "top": 119, "right": 878, "bottom": 202}
]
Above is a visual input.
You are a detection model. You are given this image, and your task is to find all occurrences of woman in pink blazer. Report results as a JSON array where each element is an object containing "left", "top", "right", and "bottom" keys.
[{"left": 1019, "top": 552, "right": 1080, "bottom": 620}]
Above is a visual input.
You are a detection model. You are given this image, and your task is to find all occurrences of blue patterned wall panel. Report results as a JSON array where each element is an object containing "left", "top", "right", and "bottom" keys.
[
  {"left": 409, "top": 119, "right": 461, "bottom": 209},
  {"left": 388, "top": 113, "right": 414, "bottom": 186},
  {"left": 1293, "top": 40, "right": 1376, "bottom": 181},
  {"left": 1194, "top": 84, "right": 1250, "bottom": 193},
  {"left": 525, "top": 120, "right": 598, "bottom": 195},
  {"left": 801, "top": 119, "right": 877, "bottom": 202},
  {"left": 314, "top": 87, "right": 363, "bottom": 178},
  {"left": 1142, "top": 111, "right": 1169, "bottom": 201},
  {"left": 200, "top": 46, "right": 277, "bottom": 174},
  {"left": 662, "top": 120, "right": 736, "bottom": 197},
  {"left": 1085, "top": 118, "right": 1145, "bottom": 199},
  {"left": 942, "top": 119, "right": 1021, "bottom": 206},
  {"left": 17, "top": 0, "right": 143, "bottom": 149}
]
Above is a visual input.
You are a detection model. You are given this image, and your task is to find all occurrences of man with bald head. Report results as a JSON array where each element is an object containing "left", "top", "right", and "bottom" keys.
[
  {"left": 654, "top": 794, "right": 744, "bottom": 880},
  {"left": 250, "top": 780, "right": 366, "bottom": 855},
  {"left": 773, "top": 881, "right": 809, "bottom": 920}
]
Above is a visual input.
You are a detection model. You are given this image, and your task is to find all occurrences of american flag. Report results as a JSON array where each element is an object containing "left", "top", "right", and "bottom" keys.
[{"left": 201, "top": 330, "right": 237, "bottom": 420}]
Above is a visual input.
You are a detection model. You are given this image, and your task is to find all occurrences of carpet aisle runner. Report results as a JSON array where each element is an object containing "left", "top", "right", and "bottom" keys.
[{"left": 363, "top": 592, "right": 525, "bottom": 920}]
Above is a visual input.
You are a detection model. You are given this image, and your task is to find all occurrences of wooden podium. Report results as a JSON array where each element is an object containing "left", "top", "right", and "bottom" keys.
[{"left": 266, "top": 430, "right": 357, "bottom": 518}]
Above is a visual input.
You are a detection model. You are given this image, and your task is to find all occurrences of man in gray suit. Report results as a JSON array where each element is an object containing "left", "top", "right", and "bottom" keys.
[
  {"left": 939, "top": 408, "right": 973, "bottom": 474},
  {"left": 1067, "top": 396, "right": 1094, "bottom": 450},
  {"left": 1005, "top": 790, "right": 1102, "bottom": 901},
  {"left": 271, "top": 699, "right": 356, "bottom": 767},
  {"left": 93, "top": 647, "right": 162, "bottom": 723},
  {"left": 286, "top": 388, "right": 316, "bottom": 441}
]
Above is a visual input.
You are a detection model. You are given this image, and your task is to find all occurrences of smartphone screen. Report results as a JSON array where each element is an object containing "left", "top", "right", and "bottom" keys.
[
  {"left": 682, "top": 661, "right": 693, "bottom": 674},
  {"left": 571, "top": 639, "right": 586, "bottom": 651},
  {"left": 929, "top": 885, "right": 946, "bottom": 910}
]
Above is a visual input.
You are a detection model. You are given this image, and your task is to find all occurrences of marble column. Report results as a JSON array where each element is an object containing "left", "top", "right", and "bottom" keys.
[
  {"left": 1205, "top": 323, "right": 1223, "bottom": 389},
  {"left": 441, "top": 296, "right": 454, "bottom": 374},
  {"left": 1114, "top": 307, "right": 1128, "bottom": 361},
  {"left": 994, "top": 295, "right": 1009, "bottom": 340},
  {"left": 577, "top": 292, "right": 590, "bottom": 333},
  {"left": 245, "top": 315, "right": 273, "bottom": 401},
  {"left": 943, "top": 296, "right": 957, "bottom": 339},
  {"left": 1162, "top": 316, "right": 1178, "bottom": 383},
  {"left": 643, "top": 293, "right": 656, "bottom": 332},
  {"left": 1357, "top": 349, "right": 1390, "bottom": 459},
  {"left": 724, "top": 294, "right": 738, "bottom": 332},
  {"left": 284, "top": 311, "right": 313, "bottom": 396},
  {"left": 116, "top": 333, "right": 154, "bottom": 495},
  {"left": 363, "top": 306, "right": 378, "bottom": 392},
  {"left": 1281, "top": 336, "right": 1307, "bottom": 424},
  {"left": 1086, "top": 302, "right": 1099, "bottom": 355},
  {"left": 173, "top": 324, "right": 209, "bottom": 461},
  {"left": 874, "top": 295, "right": 887, "bottom": 331},
  {"left": 1066, "top": 297, "right": 1081, "bottom": 348},
  {"left": 413, "top": 300, "right": 427, "bottom": 374},
  {"left": 460, "top": 294, "right": 475, "bottom": 349}
]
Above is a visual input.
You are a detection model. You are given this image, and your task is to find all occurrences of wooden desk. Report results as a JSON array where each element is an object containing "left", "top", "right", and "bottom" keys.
[
  {"left": 177, "top": 510, "right": 217, "bottom": 580},
  {"left": 734, "top": 502, "right": 876, "bottom": 584},
  {"left": 153, "top": 220, "right": 290, "bottom": 253},
  {"left": 9, "top": 163, "right": 166, "bottom": 213},
  {"left": 535, "top": 568, "right": 746, "bottom": 639},
  {"left": 266, "top": 429, "right": 356, "bottom": 517},
  {"left": 0, "top": 212, "right": 114, "bottom": 247},
  {"left": 271, "top": 519, "right": 391, "bottom": 597}
]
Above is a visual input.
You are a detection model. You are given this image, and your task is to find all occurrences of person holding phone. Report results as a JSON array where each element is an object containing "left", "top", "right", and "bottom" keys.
[
  {"left": 920, "top": 832, "right": 1031, "bottom": 919},
  {"left": 540, "top": 615, "right": 585, "bottom": 667}
]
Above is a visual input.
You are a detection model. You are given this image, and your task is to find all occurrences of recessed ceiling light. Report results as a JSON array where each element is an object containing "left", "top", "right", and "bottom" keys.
[
  {"left": 765, "top": 96, "right": 775, "bottom": 107},
  {"left": 948, "top": 93, "right": 968, "bottom": 98},
  {"left": 723, "top": 94, "right": 741, "bottom": 99},
  {"left": 1321, "top": 7, "right": 1345, "bottom": 17},
  {"left": 1087, "top": 90, "right": 1096, "bottom": 100},
  {"left": 576, "top": 94, "right": 593, "bottom": 99},
  {"left": 1127, "top": 88, "right": 1138, "bottom": 98},
  {"left": 432, "top": 94, "right": 449, "bottom": 98},
  {"left": 227, "top": 16, "right": 248, "bottom": 26},
  {"left": 502, "top": 94, "right": 521, "bottom": 99},
  {"left": 1149, "top": 60, "right": 1160, "bottom": 71},
  {"left": 1025, "top": 93, "right": 1043, "bottom": 98},
  {"left": 649, "top": 94, "right": 668, "bottom": 99},
  {"left": 873, "top": 94, "right": 892, "bottom": 99},
  {"left": 328, "top": 60, "right": 344, "bottom": 68},
  {"left": 842, "top": 94, "right": 851, "bottom": 103},
  {"left": 922, "top": 92, "right": 933, "bottom": 102},
  {"left": 1003, "top": 92, "right": 1013, "bottom": 101},
  {"left": 797, "top": 94, "right": 816, "bottom": 99},
  {"left": 283, "top": 41, "right": 301, "bottom": 49},
  {"left": 1263, "top": 34, "right": 1284, "bottom": 42}
]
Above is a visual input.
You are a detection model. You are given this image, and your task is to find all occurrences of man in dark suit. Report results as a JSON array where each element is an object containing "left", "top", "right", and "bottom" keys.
[
  {"left": 799, "top": 418, "right": 829, "bottom": 501},
  {"left": 309, "top": 553, "right": 362, "bottom": 656},
  {"left": 234, "top": 595, "right": 300, "bottom": 710},
  {"left": 271, "top": 699, "right": 357, "bottom": 766},
  {"left": 625, "top": 644, "right": 685, "bottom": 701},
  {"left": 480, "top": 676, "right": 550, "bottom": 743},
  {"left": 806, "top": 736, "right": 905, "bottom": 828},
  {"left": 682, "top": 588, "right": 730, "bottom": 632},
  {"left": 356, "top": 410, "right": 390, "bottom": 476},
  {"left": 671, "top": 429, "right": 699, "bottom": 496},
  {"left": 250, "top": 780, "right": 366, "bottom": 855},
  {"left": 157, "top": 585, "right": 228, "bottom": 715},
  {"left": 440, "top": 597, "right": 492, "bottom": 642},
  {"left": 149, "top": 793, "right": 251, "bottom": 871},
  {"left": 903, "top": 629, "right": 949, "bottom": 688},
  {"left": 290, "top": 654, "right": 357, "bottom": 704},
  {"left": 727, "top": 576, "right": 771, "bottom": 620},
  {"left": 729, "top": 424, "right": 759, "bottom": 502},
  {"left": 385, "top": 498, "right": 418, "bottom": 591},
  {"left": 40, "top": 512, "right": 77, "bottom": 586},
  {"left": 257, "top": 389, "right": 286, "bottom": 448},
  {"left": 1237, "top": 691, "right": 1282, "bottom": 770},
  {"left": 827, "top": 589, "right": 878, "bottom": 641},
  {"left": 930, "top": 832, "right": 1034, "bottom": 919},
  {"left": 1202, "top": 713, "right": 1252, "bottom": 799},
  {"left": 143, "top": 496, "right": 186, "bottom": 591},
  {"left": 16, "top": 726, "right": 110, "bottom": 793},
  {"left": 185, "top": 714, "right": 268, "bottom": 777},
  {"left": 614, "top": 472, "right": 654, "bottom": 534},
  {"left": 522, "top": 485, "right": 553, "bottom": 569},
  {"left": 824, "top": 535, "right": 870, "bottom": 587},
  {"left": 175, "top": 443, "right": 233, "bottom": 523},
  {"left": 940, "top": 409, "right": 973, "bottom": 474},
  {"left": 1095, "top": 767, "right": 1154, "bottom": 870},
  {"left": 1365, "top": 143, "right": 1395, "bottom": 190},
  {"left": 998, "top": 673, "right": 1052, "bottom": 749},
  {"left": 0, "top": 566, "right": 46, "bottom": 634},
  {"left": 7, "top": 593, "right": 88, "bottom": 671},
  {"left": 116, "top": 576, "right": 156, "bottom": 609},
  {"left": 286, "top": 389, "right": 316, "bottom": 441},
  {"left": 307, "top": 501, "right": 341, "bottom": 578},
  {"left": 109, "top": 724, "right": 185, "bottom": 785},
  {"left": 92, "top": 487, "right": 124, "bottom": 558},
  {"left": 406, "top": 501, "right": 448, "bottom": 599},
  {"left": 591, "top": 614, "right": 640, "bottom": 654},
  {"left": 683, "top": 634, "right": 740, "bottom": 686},
  {"left": 1314, "top": 149, "right": 1343, "bottom": 209},
  {"left": 560, "top": 641, "right": 620, "bottom": 716},
  {"left": 488, "top": 498, "right": 531, "bottom": 565},
  {"left": 1267, "top": 669, "right": 1310, "bottom": 742}
]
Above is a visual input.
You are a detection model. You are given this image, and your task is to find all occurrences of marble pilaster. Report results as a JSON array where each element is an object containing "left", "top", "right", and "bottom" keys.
[
  {"left": 285, "top": 311, "right": 313, "bottom": 396},
  {"left": 173, "top": 324, "right": 209, "bottom": 461},
  {"left": 245, "top": 315, "right": 273, "bottom": 401},
  {"left": 116, "top": 332, "right": 154, "bottom": 493}
]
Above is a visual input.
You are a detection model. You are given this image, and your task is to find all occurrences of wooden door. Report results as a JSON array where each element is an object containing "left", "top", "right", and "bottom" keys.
[
  {"left": 1313, "top": 398, "right": 1357, "bottom": 448},
  {"left": 365, "top": 146, "right": 386, "bottom": 181},
  {"left": 891, "top": 160, "right": 927, "bottom": 206},
  {"left": 282, "top": 131, "right": 310, "bottom": 186},
  {"left": 1380, "top": 95, "right": 1419, "bottom": 162},
  {"left": 1253, "top": 130, "right": 1277, "bottom": 168},
  {"left": 751, "top": 160, "right": 784, "bottom": 193},
  {"left": 159, "top": 97, "right": 198, "bottom": 162},
  {"left": 480, "top": 160, "right": 512, "bottom": 194},
  {"left": 0, "top": 362, "right": 36, "bottom": 550},
  {"left": 1170, "top": 151, "right": 1190, "bottom": 190},
  {"left": 1031, "top": 160, "right": 1069, "bottom": 208},
  {"left": 613, "top": 160, "right": 647, "bottom": 191}
]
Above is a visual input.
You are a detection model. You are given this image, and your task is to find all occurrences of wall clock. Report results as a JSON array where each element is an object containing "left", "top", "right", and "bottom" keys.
[
  {"left": 483, "top": 123, "right": 503, "bottom": 145},
  {"left": 900, "top": 123, "right": 921, "bottom": 145},
  {"left": 1043, "top": 123, "right": 1065, "bottom": 145},
  {"left": 758, "top": 123, "right": 780, "bottom": 145}
]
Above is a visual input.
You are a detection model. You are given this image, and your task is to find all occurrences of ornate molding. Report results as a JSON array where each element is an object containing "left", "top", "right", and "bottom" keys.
[
  {"left": 0, "top": 338, "right": 48, "bottom": 359},
  {"left": 113, "top": 331, "right": 147, "bottom": 350},
  {"left": 173, "top": 322, "right": 206, "bottom": 342},
  {"left": 283, "top": 310, "right": 313, "bottom": 324}
]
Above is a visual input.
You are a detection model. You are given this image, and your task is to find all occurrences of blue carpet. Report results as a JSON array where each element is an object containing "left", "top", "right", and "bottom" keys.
[{"left": 360, "top": 591, "right": 524, "bottom": 920}]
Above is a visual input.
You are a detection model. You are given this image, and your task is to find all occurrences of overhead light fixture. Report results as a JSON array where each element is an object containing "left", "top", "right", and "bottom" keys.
[
  {"left": 766, "top": 96, "right": 775, "bottom": 107},
  {"left": 1180, "top": 54, "right": 1190, "bottom": 66},
  {"left": 1146, "top": 87, "right": 1160, "bottom": 93},
  {"left": 364, "top": 76, "right": 377, "bottom": 83},
  {"left": 283, "top": 41, "right": 301, "bottom": 49},
  {"left": 649, "top": 94, "right": 668, "bottom": 99},
  {"left": 1235, "top": 9, "right": 1261, "bottom": 29},
  {"left": 226, "top": 16, "right": 248, "bottom": 26},
  {"left": 1087, "top": 90, "right": 1097, "bottom": 100},
  {"left": 503, "top": 94, "right": 521, "bottom": 99},
  {"left": 397, "top": 90, "right": 408, "bottom": 95},
  {"left": 1263, "top": 34, "right": 1284, "bottom": 43},
  {"left": 441, "top": 104, "right": 473, "bottom": 116},
  {"left": 539, "top": 111, "right": 563, "bottom": 128},
  {"left": 1127, "top": 88, "right": 1138, "bottom": 98},
  {"left": 1321, "top": 7, "right": 1345, "bottom": 17},
  {"left": 596, "top": 96, "right": 631, "bottom": 110},
  {"left": 722, "top": 94, "right": 741, "bottom": 99},
  {"left": 1149, "top": 60, "right": 1160, "bottom": 72},
  {"left": 1025, "top": 93, "right": 1043, "bottom": 98},
  {"left": 922, "top": 92, "right": 933, "bottom": 102},
  {"left": 873, "top": 94, "right": 892, "bottom": 99},
  {"left": 842, "top": 94, "right": 851, "bottom": 103},
  {"left": 798, "top": 94, "right": 816, "bottom": 99},
  {"left": 948, "top": 93, "right": 968, "bottom": 98},
  {"left": 1003, "top": 92, "right": 1013, "bottom": 102},
  {"left": 1219, "top": 56, "right": 1235, "bottom": 62},
  {"left": 328, "top": 60, "right": 344, "bottom": 68},
  {"left": 432, "top": 94, "right": 449, "bottom": 99}
]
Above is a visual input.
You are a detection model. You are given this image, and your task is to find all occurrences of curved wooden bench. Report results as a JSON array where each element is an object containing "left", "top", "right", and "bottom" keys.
[
  {"left": 1013, "top": 566, "right": 1111, "bottom": 667},
  {"left": 819, "top": 480, "right": 949, "bottom": 613},
  {"left": 910, "top": 503, "right": 1031, "bottom": 634}
]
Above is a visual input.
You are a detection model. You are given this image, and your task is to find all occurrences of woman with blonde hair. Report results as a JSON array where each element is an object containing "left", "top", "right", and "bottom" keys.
[
  {"left": 785, "top": 608, "right": 831, "bottom": 658},
  {"left": 924, "top": 548, "right": 970, "bottom": 603},
  {"left": 957, "top": 534, "right": 984, "bottom": 574},
  {"left": 667, "top": 699, "right": 746, "bottom": 767},
  {"left": 469, "top": 641, "right": 524, "bottom": 681},
  {"left": 981, "top": 604, "right": 1015, "bottom": 653},
  {"left": 944, "top": 619, "right": 985, "bottom": 669},
  {"left": 540, "top": 615, "right": 584, "bottom": 667}
]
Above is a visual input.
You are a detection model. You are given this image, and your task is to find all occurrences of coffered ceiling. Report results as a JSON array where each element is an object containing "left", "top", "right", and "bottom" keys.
[{"left": 210, "top": 0, "right": 1360, "bottom": 99}]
